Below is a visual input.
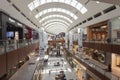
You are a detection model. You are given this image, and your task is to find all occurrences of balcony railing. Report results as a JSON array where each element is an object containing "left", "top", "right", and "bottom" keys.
[
  {"left": 0, "top": 39, "right": 39, "bottom": 55},
  {"left": 65, "top": 49, "right": 120, "bottom": 80},
  {"left": 83, "top": 41, "right": 120, "bottom": 54},
  {"left": 75, "top": 54, "right": 120, "bottom": 80}
]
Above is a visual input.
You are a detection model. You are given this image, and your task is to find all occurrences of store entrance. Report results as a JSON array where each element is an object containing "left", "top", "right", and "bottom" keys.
[{"left": 6, "top": 23, "right": 23, "bottom": 40}]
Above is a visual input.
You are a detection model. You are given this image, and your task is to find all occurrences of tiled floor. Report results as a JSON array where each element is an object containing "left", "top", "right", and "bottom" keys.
[{"left": 41, "top": 52, "right": 79, "bottom": 80}]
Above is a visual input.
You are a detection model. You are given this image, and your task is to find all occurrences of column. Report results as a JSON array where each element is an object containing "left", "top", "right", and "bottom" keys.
[
  {"left": 65, "top": 33, "right": 68, "bottom": 48},
  {"left": 78, "top": 28, "right": 83, "bottom": 54},
  {"left": 69, "top": 31, "right": 73, "bottom": 50},
  {"left": 39, "top": 28, "right": 45, "bottom": 55}
]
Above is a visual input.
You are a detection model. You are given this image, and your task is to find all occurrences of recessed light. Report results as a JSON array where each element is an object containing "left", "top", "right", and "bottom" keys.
[{"left": 96, "top": 1, "right": 100, "bottom": 4}]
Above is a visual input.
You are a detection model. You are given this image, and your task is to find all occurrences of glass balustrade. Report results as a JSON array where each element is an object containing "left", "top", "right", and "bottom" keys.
[{"left": 0, "top": 39, "right": 39, "bottom": 55}]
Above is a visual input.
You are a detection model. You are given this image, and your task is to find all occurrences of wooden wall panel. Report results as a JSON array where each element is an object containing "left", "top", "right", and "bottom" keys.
[
  {"left": 65, "top": 49, "right": 110, "bottom": 80},
  {"left": 7, "top": 50, "right": 18, "bottom": 69},
  {"left": 0, "top": 42, "right": 39, "bottom": 77},
  {"left": 83, "top": 42, "right": 120, "bottom": 54},
  {"left": 18, "top": 46, "right": 26, "bottom": 61},
  {"left": 0, "top": 54, "right": 7, "bottom": 77},
  {"left": 111, "top": 44, "right": 120, "bottom": 54}
]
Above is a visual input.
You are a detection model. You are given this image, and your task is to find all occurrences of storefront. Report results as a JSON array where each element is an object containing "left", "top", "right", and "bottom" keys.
[
  {"left": 82, "top": 47, "right": 106, "bottom": 64},
  {"left": 73, "top": 59, "right": 95, "bottom": 80},
  {"left": 87, "top": 20, "right": 109, "bottom": 42},
  {"left": 112, "top": 53, "right": 120, "bottom": 69},
  {"left": 110, "top": 16, "right": 120, "bottom": 43}
]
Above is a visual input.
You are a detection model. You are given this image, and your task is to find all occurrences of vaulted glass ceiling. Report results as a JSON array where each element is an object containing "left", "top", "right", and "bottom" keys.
[
  {"left": 45, "top": 22, "right": 68, "bottom": 29},
  {"left": 28, "top": 0, "right": 87, "bottom": 14},
  {"left": 27, "top": 0, "right": 88, "bottom": 34},
  {"left": 39, "top": 14, "right": 73, "bottom": 23},
  {"left": 35, "top": 8, "right": 78, "bottom": 20},
  {"left": 42, "top": 19, "right": 70, "bottom": 26}
]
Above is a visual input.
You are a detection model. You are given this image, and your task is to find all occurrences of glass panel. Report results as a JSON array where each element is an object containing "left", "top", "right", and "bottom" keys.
[
  {"left": 39, "top": 15, "right": 73, "bottom": 23},
  {"left": 42, "top": 19, "right": 70, "bottom": 26},
  {"left": 28, "top": 2, "right": 34, "bottom": 11},
  {"left": 64, "top": 0, "right": 72, "bottom": 4},
  {"left": 80, "top": 7, "right": 87, "bottom": 14},
  {"left": 34, "top": 0, "right": 40, "bottom": 8},
  {"left": 46, "top": 0, "right": 52, "bottom": 3},
  {"left": 76, "top": 3, "right": 82, "bottom": 10},
  {"left": 28, "top": 0, "right": 88, "bottom": 15},
  {"left": 71, "top": 0, "right": 77, "bottom": 7},
  {"left": 35, "top": 8, "right": 78, "bottom": 20},
  {"left": 40, "top": 0, "right": 46, "bottom": 5},
  {"left": 59, "top": 0, "right": 65, "bottom": 3}
]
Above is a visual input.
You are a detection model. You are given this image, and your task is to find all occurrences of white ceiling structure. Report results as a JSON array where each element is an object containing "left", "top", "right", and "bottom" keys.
[{"left": 0, "top": 0, "right": 120, "bottom": 34}]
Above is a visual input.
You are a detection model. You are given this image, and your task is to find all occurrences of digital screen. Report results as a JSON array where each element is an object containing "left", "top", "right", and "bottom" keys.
[{"left": 6, "top": 32, "right": 14, "bottom": 37}]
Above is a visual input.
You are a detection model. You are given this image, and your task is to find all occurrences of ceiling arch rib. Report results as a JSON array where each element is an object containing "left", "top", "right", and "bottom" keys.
[
  {"left": 42, "top": 17, "right": 71, "bottom": 24},
  {"left": 39, "top": 14, "right": 73, "bottom": 23},
  {"left": 35, "top": 8, "right": 78, "bottom": 20},
  {"left": 42, "top": 19, "right": 70, "bottom": 26},
  {"left": 46, "top": 25, "right": 67, "bottom": 31},
  {"left": 46, "top": 25, "right": 67, "bottom": 34},
  {"left": 43, "top": 21, "right": 69, "bottom": 27},
  {"left": 45, "top": 22, "right": 68, "bottom": 29},
  {"left": 28, "top": 0, "right": 87, "bottom": 14}
]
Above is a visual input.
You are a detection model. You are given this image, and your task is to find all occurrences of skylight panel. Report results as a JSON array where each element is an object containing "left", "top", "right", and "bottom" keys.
[
  {"left": 80, "top": 7, "right": 87, "bottom": 14},
  {"left": 76, "top": 3, "right": 82, "bottom": 10},
  {"left": 53, "top": 0, "right": 59, "bottom": 2},
  {"left": 45, "top": 22, "right": 68, "bottom": 29},
  {"left": 57, "top": 8, "right": 61, "bottom": 12},
  {"left": 40, "top": 0, "right": 46, "bottom": 5},
  {"left": 46, "top": 0, "right": 52, "bottom": 3},
  {"left": 34, "top": 0, "right": 39, "bottom": 8},
  {"left": 59, "top": 0, "right": 65, "bottom": 3},
  {"left": 28, "top": 2, "right": 34, "bottom": 11},
  {"left": 45, "top": 22, "right": 68, "bottom": 27},
  {"left": 35, "top": 15, "right": 39, "bottom": 18},
  {"left": 39, "top": 15, "right": 73, "bottom": 23},
  {"left": 71, "top": 0, "right": 77, "bottom": 7},
  {"left": 42, "top": 19, "right": 70, "bottom": 26},
  {"left": 61, "top": 9, "right": 66, "bottom": 13},
  {"left": 28, "top": 0, "right": 88, "bottom": 14},
  {"left": 64, "top": 0, "right": 72, "bottom": 4},
  {"left": 74, "top": 15, "right": 77, "bottom": 20},
  {"left": 35, "top": 8, "right": 78, "bottom": 20},
  {"left": 52, "top": 8, "right": 57, "bottom": 11}
]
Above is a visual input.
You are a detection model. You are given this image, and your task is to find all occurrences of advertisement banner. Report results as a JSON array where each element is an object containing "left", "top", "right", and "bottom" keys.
[
  {"left": 78, "top": 28, "right": 83, "bottom": 54},
  {"left": 69, "top": 31, "right": 73, "bottom": 50},
  {"left": 39, "top": 28, "right": 44, "bottom": 55},
  {"left": 65, "top": 33, "right": 68, "bottom": 48}
]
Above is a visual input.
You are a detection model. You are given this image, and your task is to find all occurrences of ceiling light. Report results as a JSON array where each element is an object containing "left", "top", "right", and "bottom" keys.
[{"left": 96, "top": 1, "right": 100, "bottom": 4}]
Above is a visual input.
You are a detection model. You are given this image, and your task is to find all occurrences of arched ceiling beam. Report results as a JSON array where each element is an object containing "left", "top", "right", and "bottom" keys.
[
  {"left": 42, "top": 19, "right": 70, "bottom": 26},
  {"left": 39, "top": 14, "right": 73, "bottom": 23},
  {"left": 45, "top": 22, "right": 68, "bottom": 29},
  {"left": 28, "top": 0, "right": 87, "bottom": 14},
  {"left": 35, "top": 8, "right": 78, "bottom": 20}
]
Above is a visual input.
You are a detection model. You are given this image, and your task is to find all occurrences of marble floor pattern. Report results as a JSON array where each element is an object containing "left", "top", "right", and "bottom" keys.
[{"left": 40, "top": 53, "right": 79, "bottom": 80}]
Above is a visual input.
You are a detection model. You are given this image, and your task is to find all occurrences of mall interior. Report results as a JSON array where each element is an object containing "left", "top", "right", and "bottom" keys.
[{"left": 0, "top": 0, "right": 120, "bottom": 80}]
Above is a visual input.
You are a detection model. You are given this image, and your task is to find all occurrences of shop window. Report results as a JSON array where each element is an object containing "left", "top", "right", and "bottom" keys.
[{"left": 116, "top": 55, "right": 120, "bottom": 67}]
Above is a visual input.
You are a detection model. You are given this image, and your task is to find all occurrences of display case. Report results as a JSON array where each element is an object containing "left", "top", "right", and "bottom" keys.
[{"left": 87, "top": 20, "right": 109, "bottom": 41}]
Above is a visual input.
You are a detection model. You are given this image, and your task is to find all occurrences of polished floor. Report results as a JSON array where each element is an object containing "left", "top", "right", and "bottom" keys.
[
  {"left": 9, "top": 51, "right": 79, "bottom": 80},
  {"left": 41, "top": 51, "right": 79, "bottom": 80}
]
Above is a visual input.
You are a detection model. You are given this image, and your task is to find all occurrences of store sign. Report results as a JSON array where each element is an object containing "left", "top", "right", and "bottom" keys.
[
  {"left": 65, "top": 33, "right": 68, "bottom": 48},
  {"left": 78, "top": 28, "right": 83, "bottom": 54},
  {"left": 69, "top": 31, "right": 73, "bottom": 50}
]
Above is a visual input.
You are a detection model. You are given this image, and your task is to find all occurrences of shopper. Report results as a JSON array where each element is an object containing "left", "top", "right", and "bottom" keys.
[{"left": 49, "top": 70, "right": 51, "bottom": 75}]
